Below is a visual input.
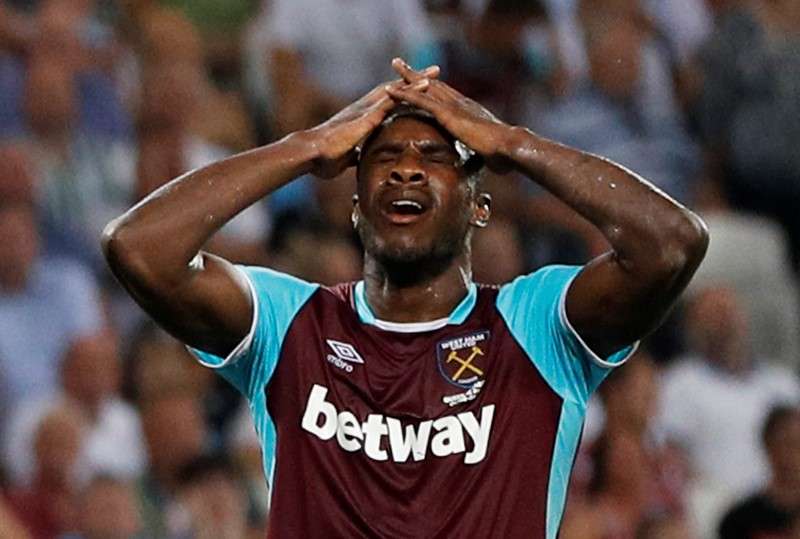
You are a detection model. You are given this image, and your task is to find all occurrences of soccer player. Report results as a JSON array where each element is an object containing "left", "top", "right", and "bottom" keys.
[{"left": 103, "top": 59, "right": 708, "bottom": 538}]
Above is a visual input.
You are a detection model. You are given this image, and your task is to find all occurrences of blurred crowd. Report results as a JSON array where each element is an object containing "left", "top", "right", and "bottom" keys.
[{"left": 0, "top": 0, "right": 799, "bottom": 538}]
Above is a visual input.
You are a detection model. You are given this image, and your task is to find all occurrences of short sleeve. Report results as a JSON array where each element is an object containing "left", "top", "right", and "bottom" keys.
[
  {"left": 189, "top": 266, "right": 318, "bottom": 401},
  {"left": 496, "top": 265, "right": 638, "bottom": 405}
]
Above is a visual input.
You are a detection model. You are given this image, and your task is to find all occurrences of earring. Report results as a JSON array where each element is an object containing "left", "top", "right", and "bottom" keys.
[
  {"left": 351, "top": 212, "right": 359, "bottom": 228},
  {"left": 475, "top": 218, "right": 488, "bottom": 228}
]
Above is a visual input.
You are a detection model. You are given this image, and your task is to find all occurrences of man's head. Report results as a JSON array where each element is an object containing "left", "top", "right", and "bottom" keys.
[
  {"left": 580, "top": 3, "right": 648, "bottom": 101},
  {"left": 353, "top": 106, "right": 489, "bottom": 276},
  {"left": 61, "top": 331, "right": 122, "bottom": 418},
  {"left": 174, "top": 455, "right": 248, "bottom": 538},
  {"left": 24, "top": 54, "right": 78, "bottom": 136},
  {"left": 33, "top": 402, "right": 87, "bottom": 485},
  {"left": 598, "top": 351, "right": 658, "bottom": 434},
  {"left": 76, "top": 476, "right": 141, "bottom": 539},
  {"left": 141, "top": 393, "right": 207, "bottom": 485},
  {"left": 684, "top": 286, "right": 750, "bottom": 372}
]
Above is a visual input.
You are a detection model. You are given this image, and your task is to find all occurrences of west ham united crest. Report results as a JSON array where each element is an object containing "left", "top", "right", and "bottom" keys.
[{"left": 436, "top": 330, "right": 490, "bottom": 389}]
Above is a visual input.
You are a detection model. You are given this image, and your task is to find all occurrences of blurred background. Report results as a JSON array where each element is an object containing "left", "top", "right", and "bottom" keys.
[{"left": 0, "top": 0, "right": 799, "bottom": 537}]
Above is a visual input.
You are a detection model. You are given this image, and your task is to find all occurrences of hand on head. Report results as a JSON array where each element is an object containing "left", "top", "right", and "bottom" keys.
[
  {"left": 307, "top": 58, "right": 513, "bottom": 179},
  {"left": 306, "top": 62, "right": 438, "bottom": 179},
  {"left": 387, "top": 58, "right": 513, "bottom": 174}
]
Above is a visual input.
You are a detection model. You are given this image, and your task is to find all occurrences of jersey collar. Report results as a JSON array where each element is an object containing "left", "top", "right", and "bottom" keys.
[{"left": 353, "top": 281, "right": 478, "bottom": 332}]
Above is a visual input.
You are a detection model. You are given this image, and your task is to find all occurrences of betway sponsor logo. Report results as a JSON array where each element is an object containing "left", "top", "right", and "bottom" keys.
[{"left": 301, "top": 384, "right": 495, "bottom": 464}]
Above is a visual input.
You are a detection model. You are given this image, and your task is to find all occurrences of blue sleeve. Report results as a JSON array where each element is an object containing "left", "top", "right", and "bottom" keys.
[
  {"left": 189, "top": 266, "right": 318, "bottom": 402},
  {"left": 496, "top": 265, "right": 638, "bottom": 405}
]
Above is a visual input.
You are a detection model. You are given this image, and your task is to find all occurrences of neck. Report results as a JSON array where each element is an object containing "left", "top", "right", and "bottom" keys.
[{"left": 362, "top": 251, "right": 472, "bottom": 323}]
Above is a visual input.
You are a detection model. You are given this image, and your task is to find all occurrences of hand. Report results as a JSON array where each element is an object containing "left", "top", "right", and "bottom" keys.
[
  {"left": 304, "top": 66, "right": 440, "bottom": 179},
  {"left": 387, "top": 58, "right": 515, "bottom": 173}
]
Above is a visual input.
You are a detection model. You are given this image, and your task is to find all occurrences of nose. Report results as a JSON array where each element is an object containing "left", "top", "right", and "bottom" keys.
[{"left": 389, "top": 152, "right": 427, "bottom": 185}]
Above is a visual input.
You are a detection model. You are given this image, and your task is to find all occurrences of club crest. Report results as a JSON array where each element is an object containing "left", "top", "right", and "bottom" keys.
[{"left": 436, "top": 330, "right": 490, "bottom": 389}]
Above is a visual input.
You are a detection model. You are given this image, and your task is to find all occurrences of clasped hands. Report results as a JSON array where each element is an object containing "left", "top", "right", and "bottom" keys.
[{"left": 305, "top": 57, "right": 515, "bottom": 179}]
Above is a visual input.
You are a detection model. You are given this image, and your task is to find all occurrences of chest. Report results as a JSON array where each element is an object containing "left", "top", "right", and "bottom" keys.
[{"left": 264, "top": 298, "right": 563, "bottom": 467}]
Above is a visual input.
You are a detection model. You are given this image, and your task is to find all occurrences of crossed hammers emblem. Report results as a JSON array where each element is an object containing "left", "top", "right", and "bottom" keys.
[{"left": 446, "top": 346, "right": 485, "bottom": 381}]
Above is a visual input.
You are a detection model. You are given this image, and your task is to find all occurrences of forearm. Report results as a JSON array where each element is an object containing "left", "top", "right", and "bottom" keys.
[
  {"left": 502, "top": 126, "right": 707, "bottom": 273},
  {"left": 103, "top": 131, "right": 317, "bottom": 285}
]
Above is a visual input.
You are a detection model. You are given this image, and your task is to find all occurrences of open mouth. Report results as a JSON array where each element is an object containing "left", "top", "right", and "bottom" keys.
[{"left": 381, "top": 193, "right": 431, "bottom": 224}]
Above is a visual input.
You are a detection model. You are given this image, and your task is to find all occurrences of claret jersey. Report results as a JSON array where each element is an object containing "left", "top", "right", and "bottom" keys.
[{"left": 190, "top": 265, "right": 637, "bottom": 538}]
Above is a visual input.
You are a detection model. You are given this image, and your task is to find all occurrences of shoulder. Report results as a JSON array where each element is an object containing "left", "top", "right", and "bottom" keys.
[
  {"left": 240, "top": 265, "right": 318, "bottom": 296},
  {"left": 496, "top": 265, "right": 582, "bottom": 315}
]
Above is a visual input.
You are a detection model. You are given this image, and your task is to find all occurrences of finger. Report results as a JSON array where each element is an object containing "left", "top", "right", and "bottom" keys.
[
  {"left": 363, "top": 92, "right": 396, "bottom": 121},
  {"left": 428, "top": 78, "right": 463, "bottom": 101},
  {"left": 421, "top": 65, "right": 441, "bottom": 80},
  {"left": 392, "top": 57, "right": 439, "bottom": 84},
  {"left": 385, "top": 85, "right": 444, "bottom": 115}
]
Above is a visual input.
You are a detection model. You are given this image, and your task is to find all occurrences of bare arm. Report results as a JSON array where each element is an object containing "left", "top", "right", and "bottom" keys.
[
  {"left": 502, "top": 129, "right": 708, "bottom": 356},
  {"left": 389, "top": 59, "right": 708, "bottom": 357},
  {"left": 102, "top": 80, "right": 426, "bottom": 357}
]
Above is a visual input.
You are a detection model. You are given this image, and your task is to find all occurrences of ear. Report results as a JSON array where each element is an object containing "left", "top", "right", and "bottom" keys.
[
  {"left": 351, "top": 194, "right": 360, "bottom": 228},
  {"left": 470, "top": 192, "right": 492, "bottom": 228}
]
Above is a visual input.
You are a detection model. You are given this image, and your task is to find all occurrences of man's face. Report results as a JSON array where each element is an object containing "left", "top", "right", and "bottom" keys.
[{"left": 355, "top": 116, "right": 477, "bottom": 267}]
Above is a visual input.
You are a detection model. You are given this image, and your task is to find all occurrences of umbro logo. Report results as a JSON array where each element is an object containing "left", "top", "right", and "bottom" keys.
[{"left": 325, "top": 339, "right": 363, "bottom": 373}]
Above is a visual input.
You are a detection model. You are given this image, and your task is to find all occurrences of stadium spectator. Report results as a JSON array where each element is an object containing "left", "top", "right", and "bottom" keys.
[
  {"left": 5, "top": 403, "right": 86, "bottom": 539},
  {"left": 166, "top": 455, "right": 250, "bottom": 539},
  {"left": 696, "top": 0, "right": 800, "bottom": 267},
  {"left": 658, "top": 286, "right": 800, "bottom": 537},
  {"left": 135, "top": 54, "right": 268, "bottom": 265},
  {"left": 690, "top": 180, "right": 800, "bottom": 371},
  {"left": 4, "top": 330, "right": 146, "bottom": 487},
  {"left": 266, "top": 211, "right": 362, "bottom": 286},
  {"left": 123, "top": 321, "right": 216, "bottom": 415},
  {"left": 718, "top": 405, "right": 800, "bottom": 539},
  {"left": 137, "top": 392, "right": 208, "bottom": 537},
  {"left": 562, "top": 354, "right": 688, "bottom": 538},
  {"left": 226, "top": 403, "right": 269, "bottom": 531},
  {"left": 23, "top": 49, "right": 136, "bottom": 271},
  {"left": 437, "top": 0, "right": 563, "bottom": 123},
  {"left": 62, "top": 475, "right": 142, "bottom": 539},
  {"left": 531, "top": 1, "right": 700, "bottom": 202},
  {"left": 256, "top": 0, "right": 441, "bottom": 135},
  {"left": 0, "top": 144, "right": 104, "bottom": 425}
]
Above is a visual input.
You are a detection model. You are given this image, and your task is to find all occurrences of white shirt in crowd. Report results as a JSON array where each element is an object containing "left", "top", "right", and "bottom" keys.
[
  {"left": 658, "top": 356, "right": 800, "bottom": 497},
  {"left": 3, "top": 394, "right": 146, "bottom": 487}
]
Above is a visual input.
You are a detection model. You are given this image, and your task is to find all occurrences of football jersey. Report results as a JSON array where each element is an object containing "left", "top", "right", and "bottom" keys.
[{"left": 190, "top": 264, "right": 637, "bottom": 538}]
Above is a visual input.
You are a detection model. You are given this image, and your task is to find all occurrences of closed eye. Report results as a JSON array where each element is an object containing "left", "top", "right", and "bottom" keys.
[
  {"left": 366, "top": 148, "right": 402, "bottom": 164},
  {"left": 424, "top": 150, "right": 456, "bottom": 164}
]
